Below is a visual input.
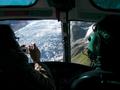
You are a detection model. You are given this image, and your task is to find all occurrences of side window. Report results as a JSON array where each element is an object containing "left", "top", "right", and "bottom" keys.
[
  {"left": 8, "top": 20, "right": 63, "bottom": 62},
  {"left": 0, "top": 0, "right": 36, "bottom": 6},
  {"left": 91, "top": 0, "right": 120, "bottom": 10},
  {"left": 70, "top": 21, "right": 94, "bottom": 66}
]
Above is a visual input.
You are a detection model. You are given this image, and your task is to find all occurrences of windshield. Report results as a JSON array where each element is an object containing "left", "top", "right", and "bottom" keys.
[
  {"left": 0, "top": 20, "right": 94, "bottom": 66},
  {"left": 1, "top": 20, "right": 63, "bottom": 63}
]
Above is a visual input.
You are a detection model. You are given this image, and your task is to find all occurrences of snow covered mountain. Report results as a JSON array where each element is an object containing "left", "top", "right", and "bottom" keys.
[
  {"left": 14, "top": 20, "right": 63, "bottom": 62},
  {"left": 70, "top": 21, "right": 93, "bottom": 56},
  {"left": 5, "top": 20, "right": 93, "bottom": 63}
]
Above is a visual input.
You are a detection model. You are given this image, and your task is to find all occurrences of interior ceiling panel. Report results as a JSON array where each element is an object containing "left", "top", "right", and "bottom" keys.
[{"left": 0, "top": 0, "right": 119, "bottom": 21}]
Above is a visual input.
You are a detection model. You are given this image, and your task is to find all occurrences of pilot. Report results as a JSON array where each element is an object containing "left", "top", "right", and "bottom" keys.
[{"left": 71, "top": 15, "right": 120, "bottom": 90}]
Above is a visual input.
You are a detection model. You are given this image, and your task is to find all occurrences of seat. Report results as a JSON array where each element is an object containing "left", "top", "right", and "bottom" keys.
[{"left": 70, "top": 68, "right": 120, "bottom": 90}]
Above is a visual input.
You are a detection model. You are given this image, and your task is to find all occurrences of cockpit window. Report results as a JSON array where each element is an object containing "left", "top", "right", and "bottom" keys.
[
  {"left": 91, "top": 0, "right": 120, "bottom": 10},
  {"left": 0, "top": 0, "right": 36, "bottom": 6},
  {"left": 70, "top": 21, "right": 94, "bottom": 66},
  {"left": 0, "top": 20, "right": 95, "bottom": 66},
  {"left": 1, "top": 20, "right": 63, "bottom": 63}
]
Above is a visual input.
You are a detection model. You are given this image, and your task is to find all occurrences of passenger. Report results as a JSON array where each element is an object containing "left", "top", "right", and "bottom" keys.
[{"left": 0, "top": 24, "right": 56, "bottom": 89}]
